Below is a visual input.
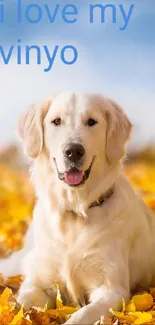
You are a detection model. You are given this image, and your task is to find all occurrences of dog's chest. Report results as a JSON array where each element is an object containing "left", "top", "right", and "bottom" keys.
[
  {"left": 59, "top": 211, "right": 85, "bottom": 246},
  {"left": 56, "top": 211, "right": 105, "bottom": 304}
]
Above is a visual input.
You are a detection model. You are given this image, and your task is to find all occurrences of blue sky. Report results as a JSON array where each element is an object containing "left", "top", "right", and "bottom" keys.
[{"left": 0, "top": 0, "right": 155, "bottom": 149}]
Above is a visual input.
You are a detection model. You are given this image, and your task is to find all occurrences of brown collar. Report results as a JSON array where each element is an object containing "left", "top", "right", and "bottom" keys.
[{"left": 89, "top": 186, "right": 114, "bottom": 209}]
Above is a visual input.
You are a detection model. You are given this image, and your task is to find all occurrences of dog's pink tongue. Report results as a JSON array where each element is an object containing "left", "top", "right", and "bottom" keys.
[{"left": 65, "top": 170, "right": 84, "bottom": 185}]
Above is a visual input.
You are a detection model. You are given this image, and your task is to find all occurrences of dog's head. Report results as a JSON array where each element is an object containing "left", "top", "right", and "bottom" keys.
[{"left": 18, "top": 93, "right": 132, "bottom": 187}]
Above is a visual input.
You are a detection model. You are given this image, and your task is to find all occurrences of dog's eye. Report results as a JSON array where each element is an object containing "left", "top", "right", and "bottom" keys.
[
  {"left": 52, "top": 118, "right": 61, "bottom": 126},
  {"left": 87, "top": 118, "right": 97, "bottom": 127}
]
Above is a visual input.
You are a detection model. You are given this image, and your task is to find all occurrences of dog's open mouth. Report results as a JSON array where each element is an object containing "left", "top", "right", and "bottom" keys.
[
  {"left": 65, "top": 169, "right": 84, "bottom": 186},
  {"left": 54, "top": 158, "right": 94, "bottom": 187}
]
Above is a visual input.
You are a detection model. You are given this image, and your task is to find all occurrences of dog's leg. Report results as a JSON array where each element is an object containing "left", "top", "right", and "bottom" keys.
[
  {"left": 17, "top": 250, "right": 59, "bottom": 309},
  {"left": 18, "top": 279, "right": 55, "bottom": 310},
  {"left": 65, "top": 285, "right": 129, "bottom": 325}
]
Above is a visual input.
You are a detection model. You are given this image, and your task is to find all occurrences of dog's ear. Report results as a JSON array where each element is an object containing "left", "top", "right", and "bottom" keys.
[
  {"left": 18, "top": 100, "right": 51, "bottom": 158},
  {"left": 105, "top": 99, "right": 132, "bottom": 164}
]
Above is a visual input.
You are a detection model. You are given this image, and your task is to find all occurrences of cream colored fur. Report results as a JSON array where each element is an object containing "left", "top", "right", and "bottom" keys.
[{"left": 11, "top": 93, "right": 155, "bottom": 324}]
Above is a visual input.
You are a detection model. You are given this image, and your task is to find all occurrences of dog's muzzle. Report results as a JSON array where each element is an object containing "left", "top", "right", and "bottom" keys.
[{"left": 54, "top": 157, "right": 95, "bottom": 187}]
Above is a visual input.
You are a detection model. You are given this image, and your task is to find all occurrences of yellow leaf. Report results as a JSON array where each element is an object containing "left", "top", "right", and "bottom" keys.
[
  {"left": 126, "top": 301, "right": 136, "bottom": 312},
  {"left": 148, "top": 311, "right": 155, "bottom": 316},
  {"left": 47, "top": 305, "right": 79, "bottom": 321},
  {"left": 0, "top": 287, "right": 12, "bottom": 305},
  {"left": 133, "top": 312, "right": 153, "bottom": 324},
  {"left": 122, "top": 298, "right": 126, "bottom": 312},
  {"left": 131, "top": 293, "right": 153, "bottom": 311},
  {"left": 109, "top": 308, "right": 125, "bottom": 319},
  {"left": 56, "top": 285, "right": 64, "bottom": 309},
  {"left": 125, "top": 314, "right": 138, "bottom": 323},
  {"left": 9, "top": 306, "right": 23, "bottom": 325},
  {"left": 109, "top": 308, "right": 137, "bottom": 323}
]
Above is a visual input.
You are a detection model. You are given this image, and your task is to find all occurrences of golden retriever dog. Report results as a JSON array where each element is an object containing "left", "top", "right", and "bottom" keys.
[{"left": 1, "top": 92, "right": 155, "bottom": 325}]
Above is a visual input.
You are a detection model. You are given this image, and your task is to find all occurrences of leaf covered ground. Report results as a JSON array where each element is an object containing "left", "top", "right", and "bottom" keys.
[{"left": 0, "top": 148, "right": 155, "bottom": 325}]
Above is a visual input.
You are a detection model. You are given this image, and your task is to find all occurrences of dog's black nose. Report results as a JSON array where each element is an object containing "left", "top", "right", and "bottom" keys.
[{"left": 64, "top": 144, "right": 85, "bottom": 163}]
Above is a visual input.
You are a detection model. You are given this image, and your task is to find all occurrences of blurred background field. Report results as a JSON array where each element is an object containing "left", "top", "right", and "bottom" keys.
[
  {"left": 0, "top": 145, "right": 34, "bottom": 258},
  {"left": 0, "top": 143, "right": 155, "bottom": 259}
]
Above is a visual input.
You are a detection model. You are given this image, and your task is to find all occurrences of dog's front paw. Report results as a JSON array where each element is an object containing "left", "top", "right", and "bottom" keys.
[{"left": 18, "top": 288, "right": 49, "bottom": 310}]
